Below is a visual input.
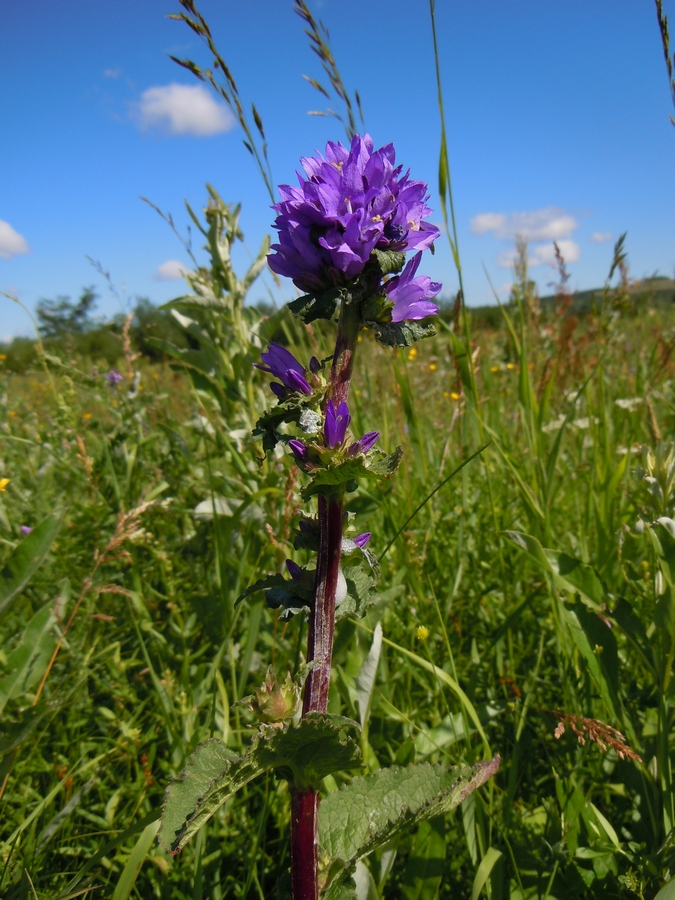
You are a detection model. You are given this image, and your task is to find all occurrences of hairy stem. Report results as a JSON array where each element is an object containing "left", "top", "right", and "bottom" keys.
[{"left": 290, "top": 298, "right": 360, "bottom": 900}]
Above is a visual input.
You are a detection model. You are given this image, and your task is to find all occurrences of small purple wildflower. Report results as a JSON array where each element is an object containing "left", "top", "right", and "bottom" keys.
[
  {"left": 105, "top": 369, "right": 124, "bottom": 388},
  {"left": 255, "top": 343, "right": 313, "bottom": 397},
  {"left": 347, "top": 430, "right": 380, "bottom": 456},
  {"left": 286, "top": 559, "right": 303, "bottom": 581},
  {"left": 289, "top": 439, "right": 309, "bottom": 463},
  {"left": 384, "top": 252, "right": 442, "bottom": 322},
  {"left": 324, "top": 400, "right": 351, "bottom": 449},
  {"left": 268, "top": 134, "right": 440, "bottom": 294},
  {"left": 20, "top": 525, "right": 33, "bottom": 536},
  {"left": 353, "top": 532, "right": 371, "bottom": 548}
]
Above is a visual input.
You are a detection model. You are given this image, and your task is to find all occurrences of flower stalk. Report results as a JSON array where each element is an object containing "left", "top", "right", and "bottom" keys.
[
  {"left": 255, "top": 134, "right": 442, "bottom": 898},
  {"left": 291, "top": 297, "right": 360, "bottom": 900}
]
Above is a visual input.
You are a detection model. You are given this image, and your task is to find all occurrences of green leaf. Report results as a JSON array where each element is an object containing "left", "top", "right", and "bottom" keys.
[
  {"left": 355, "top": 622, "right": 382, "bottom": 729},
  {"left": 503, "top": 530, "right": 605, "bottom": 609},
  {"left": 401, "top": 817, "right": 446, "bottom": 900},
  {"left": 335, "top": 566, "right": 380, "bottom": 623},
  {"left": 0, "top": 699, "right": 57, "bottom": 756},
  {"left": 562, "top": 602, "right": 621, "bottom": 719},
  {"left": 655, "top": 877, "right": 675, "bottom": 900},
  {"left": 236, "top": 571, "right": 312, "bottom": 619},
  {"left": 288, "top": 288, "right": 340, "bottom": 323},
  {"left": 0, "top": 513, "right": 62, "bottom": 619},
  {"left": 160, "top": 714, "right": 361, "bottom": 856},
  {"left": 111, "top": 819, "right": 160, "bottom": 900},
  {"left": 0, "top": 603, "right": 57, "bottom": 716},
  {"left": 372, "top": 249, "right": 406, "bottom": 276},
  {"left": 318, "top": 757, "right": 500, "bottom": 878},
  {"left": 471, "top": 847, "right": 503, "bottom": 900},
  {"left": 369, "top": 320, "right": 436, "bottom": 348},
  {"left": 302, "top": 448, "right": 403, "bottom": 499}
]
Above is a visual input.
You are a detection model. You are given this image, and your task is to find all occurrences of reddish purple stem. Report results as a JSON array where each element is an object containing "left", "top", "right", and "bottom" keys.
[{"left": 290, "top": 301, "right": 360, "bottom": 900}]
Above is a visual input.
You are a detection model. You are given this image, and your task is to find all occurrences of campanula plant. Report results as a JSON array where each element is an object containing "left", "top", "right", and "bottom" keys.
[{"left": 159, "top": 134, "right": 499, "bottom": 900}]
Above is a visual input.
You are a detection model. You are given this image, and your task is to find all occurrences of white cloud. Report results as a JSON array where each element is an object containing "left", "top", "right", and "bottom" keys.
[
  {"left": 531, "top": 239, "right": 580, "bottom": 267},
  {"left": 0, "top": 221, "right": 29, "bottom": 259},
  {"left": 133, "top": 83, "right": 235, "bottom": 136},
  {"left": 471, "top": 212, "right": 506, "bottom": 235},
  {"left": 497, "top": 239, "right": 580, "bottom": 269},
  {"left": 590, "top": 231, "right": 613, "bottom": 244},
  {"left": 471, "top": 206, "right": 578, "bottom": 241},
  {"left": 104, "top": 68, "right": 121, "bottom": 78},
  {"left": 497, "top": 249, "right": 518, "bottom": 269},
  {"left": 155, "top": 259, "right": 188, "bottom": 281}
]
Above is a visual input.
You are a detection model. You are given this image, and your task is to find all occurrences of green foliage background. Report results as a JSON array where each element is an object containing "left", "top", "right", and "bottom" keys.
[{"left": 3, "top": 256, "right": 675, "bottom": 897}]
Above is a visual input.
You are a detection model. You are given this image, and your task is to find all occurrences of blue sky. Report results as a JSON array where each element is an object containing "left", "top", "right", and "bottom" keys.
[{"left": 1, "top": 0, "right": 673, "bottom": 340}]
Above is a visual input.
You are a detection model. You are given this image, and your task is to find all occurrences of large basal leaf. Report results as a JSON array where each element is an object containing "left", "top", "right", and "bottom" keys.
[
  {"left": 318, "top": 757, "right": 500, "bottom": 879},
  {"left": 0, "top": 603, "right": 57, "bottom": 716},
  {"left": 160, "top": 714, "right": 361, "bottom": 856},
  {"left": 0, "top": 513, "right": 62, "bottom": 620},
  {"left": 503, "top": 530, "right": 605, "bottom": 609}
]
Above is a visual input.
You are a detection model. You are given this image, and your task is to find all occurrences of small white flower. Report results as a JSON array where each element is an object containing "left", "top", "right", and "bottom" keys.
[{"left": 615, "top": 397, "right": 643, "bottom": 411}]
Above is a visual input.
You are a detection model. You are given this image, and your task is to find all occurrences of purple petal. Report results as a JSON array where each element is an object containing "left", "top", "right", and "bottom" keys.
[
  {"left": 286, "top": 559, "right": 303, "bottom": 581},
  {"left": 324, "top": 400, "right": 351, "bottom": 449},
  {"left": 353, "top": 532, "right": 371, "bottom": 548},
  {"left": 384, "top": 252, "right": 441, "bottom": 323},
  {"left": 289, "top": 440, "right": 308, "bottom": 462},
  {"left": 359, "top": 431, "right": 380, "bottom": 453}
]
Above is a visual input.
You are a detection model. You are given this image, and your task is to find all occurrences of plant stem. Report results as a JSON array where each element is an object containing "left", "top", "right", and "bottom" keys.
[{"left": 290, "top": 298, "right": 360, "bottom": 900}]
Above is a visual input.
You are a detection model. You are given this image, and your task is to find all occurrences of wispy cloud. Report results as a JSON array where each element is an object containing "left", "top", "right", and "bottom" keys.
[
  {"left": 104, "top": 68, "right": 121, "bottom": 79},
  {"left": 472, "top": 206, "right": 580, "bottom": 269},
  {"left": 497, "top": 239, "right": 580, "bottom": 270},
  {"left": 471, "top": 206, "right": 578, "bottom": 241},
  {"left": 132, "top": 84, "right": 235, "bottom": 136},
  {"left": 0, "top": 221, "right": 29, "bottom": 259},
  {"left": 590, "top": 231, "right": 613, "bottom": 244},
  {"left": 155, "top": 259, "right": 188, "bottom": 281}
]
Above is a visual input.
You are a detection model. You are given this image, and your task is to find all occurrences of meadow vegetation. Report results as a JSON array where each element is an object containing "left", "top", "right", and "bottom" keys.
[
  {"left": 3, "top": 230, "right": 675, "bottom": 898},
  {"left": 3, "top": 0, "right": 675, "bottom": 895}
]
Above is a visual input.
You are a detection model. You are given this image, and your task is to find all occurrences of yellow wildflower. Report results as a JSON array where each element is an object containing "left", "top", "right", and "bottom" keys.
[
  {"left": 416, "top": 625, "right": 429, "bottom": 640},
  {"left": 0, "top": 354, "right": 6, "bottom": 361},
  {"left": 0, "top": 478, "right": 9, "bottom": 492},
  {"left": 506, "top": 362, "right": 516, "bottom": 370},
  {"left": 490, "top": 365, "right": 499, "bottom": 373},
  {"left": 428, "top": 363, "right": 437, "bottom": 371},
  {"left": 83, "top": 412, "right": 92, "bottom": 420},
  {"left": 451, "top": 392, "right": 460, "bottom": 401}
]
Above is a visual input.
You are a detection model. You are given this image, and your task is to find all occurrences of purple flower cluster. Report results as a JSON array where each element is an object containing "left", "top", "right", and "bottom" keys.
[
  {"left": 289, "top": 399, "right": 379, "bottom": 465},
  {"left": 268, "top": 134, "right": 440, "bottom": 308}
]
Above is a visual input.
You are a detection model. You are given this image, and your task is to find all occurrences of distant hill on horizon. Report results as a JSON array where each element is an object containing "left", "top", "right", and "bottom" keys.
[{"left": 455, "top": 275, "right": 675, "bottom": 326}]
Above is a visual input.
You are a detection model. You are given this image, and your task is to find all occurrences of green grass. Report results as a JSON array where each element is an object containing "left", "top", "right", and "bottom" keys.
[{"left": 2, "top": 291, "right": 675, "bottom": 898}]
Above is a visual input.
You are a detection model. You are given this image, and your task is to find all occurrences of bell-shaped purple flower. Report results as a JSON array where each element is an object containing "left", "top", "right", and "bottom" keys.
[
  {"left": 347, "top": 430, "right": 380, "bottom": 456},
  {"left": 289, "top": 439, "right": 309, "bottom": 463},
  {"left": 268, "top": 134, "right": 440, "bottom": 294},
  {"left": 324, "top": 400, "right": 351, "bottom": 449},
  {"left": 286, "top": 559, "right": 303, "bottom": 581},
  {"left": 255, "top": 342, "right": 313, "bottom": 396},
  {"left": 384, "top": 252, "right": 442, "bottom": 322},
  {"left": 353, "top": 532, "right": 371, "bottom": 549}
]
